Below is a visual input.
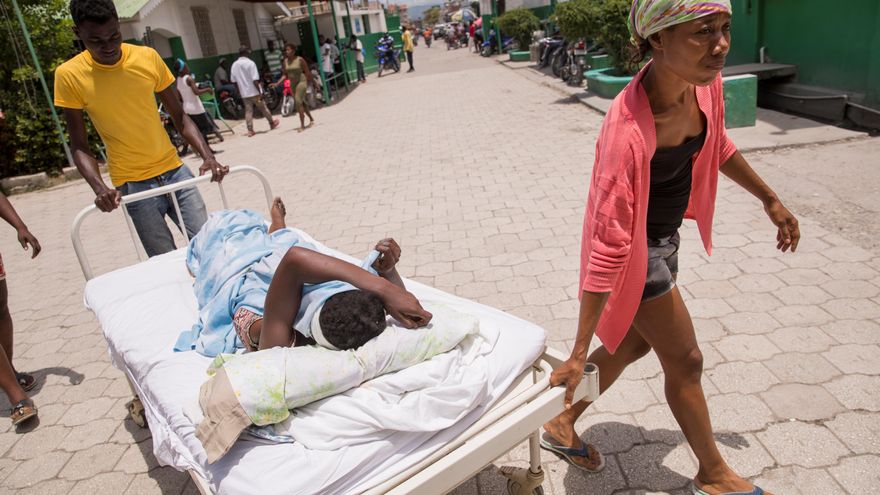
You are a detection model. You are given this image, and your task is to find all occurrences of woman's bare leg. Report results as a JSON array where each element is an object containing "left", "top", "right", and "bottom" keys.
[
  {"left": 632, "top": 287, "right": 760, "bottom": 494},
  {"left": 0, "top": 282, "right": 26, "bottom": 405},
  {"left": 542, "top": 326, "right": 652, "bottom": 469}
]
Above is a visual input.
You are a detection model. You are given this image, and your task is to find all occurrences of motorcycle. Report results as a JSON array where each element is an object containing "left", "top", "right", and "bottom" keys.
[
  {"left": 560, "top": 39, "right": 589, "bottom": 86},
  {"left": 375, "top": 39, "right": 401, "bottom": 77},
  {"left": 445, "top": 32, "right": 460, "bottom": 50},
  {"left": 217, "top": 87, "right": 243, "bottom": 120},
  {"left": 260, "top": 72, "right": 282, "bottom": 112},
  {"left": 158, "top": 105, "right": 188, "bottom": 156},
  {"left": 481, "top": 31, "right": 515, "bottom": 57},
  {"left": 536, "top": 35, "right": 564, "bottom": 68},
  {"left": 280, "top": 79, "right": 295, "bottom": 117}
]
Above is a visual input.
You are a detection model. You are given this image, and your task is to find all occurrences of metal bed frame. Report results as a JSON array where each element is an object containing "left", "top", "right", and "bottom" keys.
[{"left": 71, "top": 166, "right": 600, "bottom": 495}]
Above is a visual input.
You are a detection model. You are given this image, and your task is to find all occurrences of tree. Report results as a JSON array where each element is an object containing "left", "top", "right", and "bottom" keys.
[
  {"left": 423, "top": 6, "right": 441, "bottom": 26},
  {"left": 496, "top": 8, "right": 539, "bottom": 50},
  {"left": 0, "top": 0, "right": 100, "bottom": 178}
]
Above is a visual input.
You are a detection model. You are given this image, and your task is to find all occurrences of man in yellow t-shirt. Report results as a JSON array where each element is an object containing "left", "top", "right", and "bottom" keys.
[
  {"left": 55, "top": 0, "right": 228, "bottom": 257},
  {"left": 402, "top": 26, "right": 415, "bottom": 72}
]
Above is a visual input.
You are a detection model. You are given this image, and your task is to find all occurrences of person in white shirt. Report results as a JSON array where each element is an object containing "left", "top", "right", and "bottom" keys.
[
  {"left": 320, "top": 37, "right": 335, "bottom": 77},
  {"left": 230, "top": 46, "right": 279, "bottom": 137},
  {"left": 175, "top": 59, "right": 222, "bottom": 147},
  {"left": 348, "top": 34, "right": 366, "bottom": 83}
]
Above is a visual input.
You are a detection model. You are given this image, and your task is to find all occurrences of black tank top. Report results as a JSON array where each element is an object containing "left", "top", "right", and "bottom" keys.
[{"left": 646, "top": 128, "right": 707, "bottom": 238}]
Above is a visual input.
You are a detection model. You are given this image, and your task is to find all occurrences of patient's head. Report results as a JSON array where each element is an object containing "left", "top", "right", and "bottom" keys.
[{"left": 319, "top": 290, "right": 387, "bottom": 350}]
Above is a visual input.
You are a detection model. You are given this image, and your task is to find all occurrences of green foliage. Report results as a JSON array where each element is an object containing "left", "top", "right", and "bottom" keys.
[
  {"left": 553, "top": 0, "right": 601, "bottom": 41},
  {"left": 593, "top": 0, "right": 636, "bottom": 74},
  {"left": 423, "top": 6, "right": 441, "bottom": 27},
  {"left": 496, "top": 8, "right": 540, "bottom": 51},
  {"left": 0, "top": 0, "right": 101, "bottom": 178}
]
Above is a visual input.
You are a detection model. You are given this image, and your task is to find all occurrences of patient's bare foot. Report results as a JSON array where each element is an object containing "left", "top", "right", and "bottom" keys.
[{"left": 268, "top": 197, "right": 287, "bottom": 233}]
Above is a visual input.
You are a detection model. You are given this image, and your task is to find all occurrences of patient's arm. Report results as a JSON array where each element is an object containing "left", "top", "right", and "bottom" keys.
[
  {"left": 372, "top": 238, "right": 405, "bottom": 289},
  {"left": 259, "top": 246, "right": 432, "bottom": 350}
]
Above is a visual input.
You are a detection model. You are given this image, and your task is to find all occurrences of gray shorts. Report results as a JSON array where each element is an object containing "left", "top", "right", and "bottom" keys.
[{"left": 641, "top": 231, "right": 680, "bottom": 302}]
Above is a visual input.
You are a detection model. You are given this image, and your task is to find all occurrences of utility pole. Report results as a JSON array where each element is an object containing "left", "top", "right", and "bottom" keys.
[
  {"left": 11, "top": 0, "right": 73, "bottom": 167},
  {"left": 306, "top": 0, "right": 331, "bottom": 103}
]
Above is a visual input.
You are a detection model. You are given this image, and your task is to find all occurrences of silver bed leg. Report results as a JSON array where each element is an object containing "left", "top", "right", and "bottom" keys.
[{"left": 498, "top": 367, "right": 546, "bottom": 495}]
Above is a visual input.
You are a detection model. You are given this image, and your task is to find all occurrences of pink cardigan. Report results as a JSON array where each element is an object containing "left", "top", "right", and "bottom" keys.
[{"left": 580, "top": 61, "right": 737, "bottom": 354}]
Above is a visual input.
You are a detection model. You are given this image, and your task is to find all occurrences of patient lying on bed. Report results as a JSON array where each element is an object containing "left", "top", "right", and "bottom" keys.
[{"left": 176, "top": 198, "right": 432, "bottom": 356}]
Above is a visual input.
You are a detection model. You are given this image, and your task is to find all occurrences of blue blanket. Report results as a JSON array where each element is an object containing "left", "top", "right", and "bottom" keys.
[{"left": 175, "top": 209, "right": 379, "bottom": 356}]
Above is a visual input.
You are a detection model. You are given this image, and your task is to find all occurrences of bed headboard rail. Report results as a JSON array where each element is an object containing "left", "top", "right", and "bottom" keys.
[{"left": 70, "top": 165, "right": 273, "bottom": 281}]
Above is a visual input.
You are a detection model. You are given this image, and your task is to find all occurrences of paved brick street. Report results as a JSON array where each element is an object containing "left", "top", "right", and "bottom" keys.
[{"left": 0, "top": 45, "right": 878, "bottom": 493}]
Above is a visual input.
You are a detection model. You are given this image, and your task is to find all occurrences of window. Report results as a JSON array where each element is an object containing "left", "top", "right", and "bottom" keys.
[
  {"left": 233, "top": 9, "right": 251, "bottom": 48},
  {"left": 191, "top": 7, "right": 217, "bottom": 56},
  {"left": 363, "top": 14, "right": 371, "bottom": 34}
]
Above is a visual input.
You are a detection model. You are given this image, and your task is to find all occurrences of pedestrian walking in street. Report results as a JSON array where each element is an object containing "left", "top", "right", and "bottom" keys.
[
  {"left": 0, "top": 192, "right": 40, "bottom": 427},
  {"left": 402, "top": 26, "right": 415, "bottom": 72},
  {"left": 175, "top": 59, "right": 223, "bottom": 146},
  {"left": 56, "top": 0, "right": 225, "bottom": 258},
  {"left": 543, "top": 2, "right": 799, "bottom": 495},
  {"left": 349, "top": 34, "right": 367, "bottom": 83},
  {"left": 231, "top": 45, "right": 281, "bottom": 137},
  {"left": 273, "top": 43, "right": 315, "bottom": 132}
]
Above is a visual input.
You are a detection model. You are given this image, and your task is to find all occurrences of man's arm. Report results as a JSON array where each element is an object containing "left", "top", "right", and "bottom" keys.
[
  {"left": 157, "top": 86, "right": 228, "bottom": 182},
  {"left": 62, "top": 108, "right": 121, "bottom": 212},
  {"left": 186, "top": 77, "right": 212, "bottom": 96},
  {"left": 259, "top": 247, "right": 432, "bottom": 350}
]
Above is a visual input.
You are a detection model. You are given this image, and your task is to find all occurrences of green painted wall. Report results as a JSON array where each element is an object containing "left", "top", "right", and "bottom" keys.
[{"left": 728, "top": 0, "right": 880, "bottom": 106}]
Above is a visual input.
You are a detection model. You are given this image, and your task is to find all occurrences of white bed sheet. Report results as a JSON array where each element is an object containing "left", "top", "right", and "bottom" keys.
[{"left": 84, "top": 230, "right": 546, "bottom": 495}]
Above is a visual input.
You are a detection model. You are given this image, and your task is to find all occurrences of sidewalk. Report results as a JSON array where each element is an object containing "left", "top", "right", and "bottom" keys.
[{"left": 499, "top": 57, "right": 869, "bottom": 151}]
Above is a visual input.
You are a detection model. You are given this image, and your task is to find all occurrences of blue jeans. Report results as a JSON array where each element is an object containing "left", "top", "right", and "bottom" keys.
[{"left": 117, "top": 165, "right": 208, "bottom": 257}]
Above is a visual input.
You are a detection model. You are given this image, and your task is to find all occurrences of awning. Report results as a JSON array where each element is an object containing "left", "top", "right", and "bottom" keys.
[{"left": 113, "top": 0, "right": 151, "bottom": 19}]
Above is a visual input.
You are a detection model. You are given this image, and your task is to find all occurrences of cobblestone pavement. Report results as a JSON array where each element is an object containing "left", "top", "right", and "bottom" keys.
[{"left": 1, "top": 46, "right": 879, "bottom": 494}]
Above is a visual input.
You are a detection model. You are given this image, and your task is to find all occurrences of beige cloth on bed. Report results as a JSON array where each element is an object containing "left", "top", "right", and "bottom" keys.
[{"left": 195, "top": 368, "right": 251, "bottom": 463}]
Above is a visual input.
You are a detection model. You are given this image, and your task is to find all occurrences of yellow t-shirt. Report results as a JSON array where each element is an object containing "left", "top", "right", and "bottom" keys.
[
  {"left": 54, "top": 43, "right": 181, "bottom": 187},
  {"left": 403, "top": 31, "right": 414, "bottom": 52}
]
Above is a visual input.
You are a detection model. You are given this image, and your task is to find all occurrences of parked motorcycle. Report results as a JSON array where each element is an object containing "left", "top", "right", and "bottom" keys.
[
  {"left": 158, "top": 106, "right": 188, "bottom": 156},
  {"left": 375, "top": 38, "right": 401, "bottom": 77},
  {"left": 481, "top": 30, "right": 515, "bottom": 57},
  {"left": 217, "top": 87, "right": 243, "bottom": 120},
  {"left": 536, "top": 35, "right": 564, "bottom": 68},
  {"left": 260, "top": 72, "right": 282, "bottom": 112},
  {"left": 560, "top": 39, "right": 589, "bottom": 86}
]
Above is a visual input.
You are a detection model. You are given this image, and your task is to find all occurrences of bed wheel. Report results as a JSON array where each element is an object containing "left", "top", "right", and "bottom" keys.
[
  {"left": 506, "top": 479, "right": 544, "bottom": 495},
  {"left": 127, "top": 397, "right": 148, "bottom": 428},
  {"left": 499, "top": 466, "right": 544, "bottom": 495}
]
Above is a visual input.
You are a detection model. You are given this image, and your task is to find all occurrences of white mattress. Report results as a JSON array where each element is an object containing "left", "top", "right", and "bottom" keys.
[{"left": 84, "top": 231, "right": 546, "bottom": 495}]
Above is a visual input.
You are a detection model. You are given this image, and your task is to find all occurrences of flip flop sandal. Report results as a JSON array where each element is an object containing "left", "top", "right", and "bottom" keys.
[
  {"left": 539, "top": 431, "right": 606, "bottom": 473},
  {"left": 10, "top": 400, "right": 37, "bottom": 426},
  {"left": 15, "top": 372, "right": 36, "bottom": 392},
  {"left": 693, "top": 484, "right": 765, "bottom": 495}
]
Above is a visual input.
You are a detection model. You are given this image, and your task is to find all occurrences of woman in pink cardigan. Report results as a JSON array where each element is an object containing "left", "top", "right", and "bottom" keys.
[{"left": 542, "top": 1, "right": 799, "bottom": 494}]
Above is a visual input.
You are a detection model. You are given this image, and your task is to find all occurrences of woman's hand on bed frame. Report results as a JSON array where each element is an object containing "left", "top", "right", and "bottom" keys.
[{"left": 258, "top": 246, "right": 433, "bottom": 350}]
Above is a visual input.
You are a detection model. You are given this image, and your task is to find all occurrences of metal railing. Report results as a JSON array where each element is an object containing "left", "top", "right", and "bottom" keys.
[{"left": 71, "top": 166, "right": 274, "bottom": 281}]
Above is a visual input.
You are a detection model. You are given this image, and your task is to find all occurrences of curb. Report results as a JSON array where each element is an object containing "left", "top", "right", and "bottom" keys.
[
  {"left": 0, "top": 165, "right": 105, "bottom": 196},
  {"left": 496, "top": 58, "right": 872, "bottom": 154}
]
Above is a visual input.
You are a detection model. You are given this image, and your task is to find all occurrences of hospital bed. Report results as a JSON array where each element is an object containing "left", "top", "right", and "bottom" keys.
[{"left": 71, "top": 166, "right": 599, "bottom": 495}]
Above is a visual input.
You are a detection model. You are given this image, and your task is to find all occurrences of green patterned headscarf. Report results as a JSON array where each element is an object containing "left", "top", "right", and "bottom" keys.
[{"left": 628, "top": 0, "right": 732, "bottom": 41}]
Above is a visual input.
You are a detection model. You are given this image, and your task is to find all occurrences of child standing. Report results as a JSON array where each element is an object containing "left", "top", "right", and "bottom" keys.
[{"left": 0, "top": 192, "right": 41, "bottom": 426}]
